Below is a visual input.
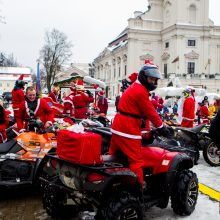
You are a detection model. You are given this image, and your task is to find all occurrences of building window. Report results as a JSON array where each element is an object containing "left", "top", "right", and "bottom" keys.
[
  {"left": 118, "top": 67, "right": 120, "bottom": 77},
  {"left": 114, "top": 68, "right": 116, "bottom": 78},
  {"left": 0, "top": 83, "right": 2, "bottom": 87},
  {"left": 188, "top": 62, "right": 195, "bottom": 74},
  {"left": 164, "top": 64, "right": 168, "bottom": 78},
  {"left": 124, "top": 65, "right": 127, "bottom": 76},
  {"left": 7, "top": 83, "right": 10, "bottom": 87},
  {"left": 188, "top": 40, "right": 196, "bottom": 46},
  {"left": 165, "top": 42, "right": 169, "bottom": 48},
  {"left": 189, "top": 4, "right": 196, "bottom": 23}
]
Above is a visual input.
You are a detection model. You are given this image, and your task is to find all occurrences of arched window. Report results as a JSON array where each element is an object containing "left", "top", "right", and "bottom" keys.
[{"left": 189, "top": 4, "right": 196, "bottom": 23}]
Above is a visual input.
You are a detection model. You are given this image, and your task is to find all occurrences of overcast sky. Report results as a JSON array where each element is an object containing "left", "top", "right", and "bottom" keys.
[{"left": 0, "top": 0, "right": 220, "bottom": 72}]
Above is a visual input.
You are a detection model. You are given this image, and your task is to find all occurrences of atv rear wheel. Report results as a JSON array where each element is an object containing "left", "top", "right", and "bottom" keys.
[
  {"left": 42, "top": 183, "right": 67, "bottom": 219},
  {"left": 171, "top": 170, "right": 198, "bottom": 216},
  {"left": 95, "top": 191, "right": 143, "bottom": 220},
  {"left": 203, "top": 141, "right": 220, "bottom": 166}
]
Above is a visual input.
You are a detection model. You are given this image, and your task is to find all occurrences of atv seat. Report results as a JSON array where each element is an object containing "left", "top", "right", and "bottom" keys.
[
  {"left": 0, "top": 139, "right": 17, "bottom": 154},
  {"left": 175, "top": 124, "right": 206, "bottom": 133}
]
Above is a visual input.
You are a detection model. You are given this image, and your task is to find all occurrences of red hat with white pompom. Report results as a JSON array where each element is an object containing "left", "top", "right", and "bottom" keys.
[{"left": 76, "top": 79, "right": 85, "bottom": 90}]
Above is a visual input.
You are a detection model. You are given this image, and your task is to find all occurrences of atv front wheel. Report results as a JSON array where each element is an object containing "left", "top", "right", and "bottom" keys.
[
  {"left": 95, "top": 191, "right": 143, "bottom": 220},
  {"left": 203, "top": 141, "right": 220, "bottom": 166},
  {"left": 171, "top": 170, "right": 198, "bottom": 216}
]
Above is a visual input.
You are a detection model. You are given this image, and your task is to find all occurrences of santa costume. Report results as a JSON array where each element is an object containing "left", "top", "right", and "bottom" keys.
[
  {"left": 63, "top": 80, "right": 77, "bottom": 116},
  {"left": 0, "top": 100, "right": 9, "bottom": 143},
  {"left": 97, "top": 90, "right": 108, "bottom": 115},
  {"left": 12, "top": 74, "right": 26, "bottom": 121},
  {"left": 17, "top": 98, "right": 54, "bottom": 132},
  {"left": 72, "top": 80, "right": 94, "bottom": 119},
  {"left": 48, "top": 86, "right": 59, "bottom": 103},
  {"left": 181, "top": 89, "right": 195, "bottom": 128},
  {"left": 109, "top": 61, "right": 163, "bottom": 186}
]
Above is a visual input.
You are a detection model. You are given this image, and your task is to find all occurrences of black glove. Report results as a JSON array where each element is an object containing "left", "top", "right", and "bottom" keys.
[
  {"left": 86, "top": 90, "right": 93, "bottom": 97},
  {"left": 157, "top": 126, "right": 172, "bottom": 138}
]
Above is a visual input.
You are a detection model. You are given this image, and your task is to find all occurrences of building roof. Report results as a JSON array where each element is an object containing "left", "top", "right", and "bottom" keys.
[{"left": 0, "top": 67, "right": 31, "bottom": 74}]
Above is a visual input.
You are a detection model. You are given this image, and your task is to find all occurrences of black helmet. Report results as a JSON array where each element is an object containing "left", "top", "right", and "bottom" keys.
[
  {"left": 138, "top": 61, "right": 161, "bottom": 91},
  {"left": 15, "top": 80, "right": 27, "bottom": 89},
  {"left": 120, "top": 79, "right": 131, "bottom": 92}
]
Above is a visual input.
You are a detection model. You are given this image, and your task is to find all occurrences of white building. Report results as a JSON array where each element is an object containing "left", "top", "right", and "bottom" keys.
[
  {"left": 93, "top": 0, "right": 220, "bottom": 99},
  {"left": 0, "top": 67, "right": 32, "bottom": 93}
]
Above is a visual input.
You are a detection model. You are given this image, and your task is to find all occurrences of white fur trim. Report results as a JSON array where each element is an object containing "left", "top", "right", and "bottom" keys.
[
  {"left": 34, "top": 99, "right": 40, "bottom": 114},
  {"left": 25, "top": 102, "right": 29, "bottom": 116},
  {"left": 111, "top": 128, "right": 142, "bottom": 139},
  {"left": 13, "top": 108, "right": 19, "bottom": 111},
  {"left": 46, "top": 121, "right": 52, "bottom": 125},
  {"left": 19, "top": 129, "right": 26, "bottom": 133},
  {"left": 63, "top": 100, "right": 73, "bottom": 105},
  {"left": 157, "top": 123, "right": 164, "bottom": 129},
  {"left": 182, "top": 117, "right": 194, "bottom": 121}
]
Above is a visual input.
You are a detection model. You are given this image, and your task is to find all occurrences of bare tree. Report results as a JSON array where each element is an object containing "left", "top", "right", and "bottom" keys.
[
  {"left": 0, "top": 52, "right": 19, "bottom": 67},
  {"left": 39, "top": 28, "right": 72, "bottom": 92}
]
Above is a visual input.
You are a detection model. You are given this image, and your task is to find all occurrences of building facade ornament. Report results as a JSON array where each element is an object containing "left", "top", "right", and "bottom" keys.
[{"left": 184, "top": 50, "right": 199, "bottom": 59}]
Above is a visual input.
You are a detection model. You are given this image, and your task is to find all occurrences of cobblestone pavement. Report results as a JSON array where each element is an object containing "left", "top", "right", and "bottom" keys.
[{"left": 0, "top": 189, "right": 51, "bottom": 220}]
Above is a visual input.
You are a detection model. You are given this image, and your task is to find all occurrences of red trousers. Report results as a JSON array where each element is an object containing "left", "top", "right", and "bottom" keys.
[
  {"left": 109, "top": 134, "right": 144, "bottom": 186},
  {"left": 181, "top": 119, "right": 194, "bottom": 128}
]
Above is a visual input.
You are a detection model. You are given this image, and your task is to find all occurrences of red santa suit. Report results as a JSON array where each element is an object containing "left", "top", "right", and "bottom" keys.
[
  {"left": 200, "top": 104, "right": 209, "bottom": 124},
  {"left": 12, "top": 88, "right": 25, "bottom": 121},
  {"left": 97, "top": 91, "right": 108, "bottom": 115},
  {"left": 63, "top": 93, "right": 75, "bottom": 116},
  {"left": 181, "top": 96, "right": 195, "bottom": 128},
  {"left": 72, "top": 92, "right": 94, "bottom": 119},
  {"left": 0, "top": 108, "right": 9, "bottom": 143},
  {"left": 109, "top": 81, "right": 163, "bottom": 185},
  {"left": 48, "top": 91, "right": 58, "bottom": 103},
  {"left": 17, "top": 98, "right": 54, "bottom": 132}
]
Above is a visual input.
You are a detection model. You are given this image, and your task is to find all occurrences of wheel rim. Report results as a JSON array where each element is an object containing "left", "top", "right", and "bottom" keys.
[
  {"left": 187, "top": 180, "right": 198, "bottom": 207},
  {"left": 207, "top": 142, "right": 220, "bottom": 165},
  {"left": 117, "top": 207, "right": 139, "bottom": 220}
]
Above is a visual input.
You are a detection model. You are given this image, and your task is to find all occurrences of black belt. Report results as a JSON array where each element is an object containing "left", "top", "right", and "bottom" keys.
[
  {"left": 75, "top": 106, "right": 87, "bottom": 109},
  {"left": 118, "top": 110, "right": 145, "bottom": 120}
]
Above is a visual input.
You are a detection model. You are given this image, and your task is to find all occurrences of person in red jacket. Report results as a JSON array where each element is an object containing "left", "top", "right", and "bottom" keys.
[
  {"left": 97, "top": 90, "right": 108, "bottom": 115},
  {"left": 12, "top": 74, "right": 27, "bottom": 121},
  {"left": 17, "top": 86, "right": 54, "bottom": 132},
  {"left": 63, "top": 80, "right": 78, "bottom": 116},
  {"left": 200, "top": 100, "right": 210, "bottom": 124},
  {"left": 181, "top": 88, "right": 195, "bottom": 128},
  {"left": 109, "top": 60, "right": 170, "bottom": 187},
  {"left": 48, "top": 86, "right": 60, "bottom": 103},
  {"left": 0, "top": 100, "right": 9, "bottom": 143},
  {"left": 72, "top": 80, "right": 94, "bottom": 119}
]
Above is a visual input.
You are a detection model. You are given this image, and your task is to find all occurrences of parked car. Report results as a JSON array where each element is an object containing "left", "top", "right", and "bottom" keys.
[{"left": 2, "top": 92, "right": 12, "bottom": 102}]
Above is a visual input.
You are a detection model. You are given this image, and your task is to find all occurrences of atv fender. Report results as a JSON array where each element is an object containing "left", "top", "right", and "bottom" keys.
[
  {"left": 162, "top": 154, "right": 193, "bottom": 199},
  {"left": 100, "top": 170, "right": 143, "bottom": 202}
]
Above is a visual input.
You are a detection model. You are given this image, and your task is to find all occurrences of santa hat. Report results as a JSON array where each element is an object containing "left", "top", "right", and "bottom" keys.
[
  {"left": 98, "top": 90, "right": 105, "bottom": 96},
  {"left": 144, "top": 60, "right": 158, "bottom": 68},
  {"left": 93, "top": 84, "right": 99, "bottom": 89},
  {"left": 76, "top": 79, "right": 85, "bottom": 90},
  {"left": 18, "top": 74, "right": 24, "bottom": 80},
  {"left": 127, "top": 72, "right": 138, "bottom": 83}
]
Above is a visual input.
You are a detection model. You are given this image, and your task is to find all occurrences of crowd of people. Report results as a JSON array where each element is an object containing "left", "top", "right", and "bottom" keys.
[{"left": 0, "top": 60, "right": 220, "bottom": 188}]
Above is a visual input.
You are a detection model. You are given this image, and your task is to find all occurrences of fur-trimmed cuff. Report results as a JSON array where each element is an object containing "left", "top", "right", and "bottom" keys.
[
  {"left": 46, "top": 121, "right": 53, "bottom": 125},
  {"left": 19, "top": 129, "right": 26, "bottom": 133}
]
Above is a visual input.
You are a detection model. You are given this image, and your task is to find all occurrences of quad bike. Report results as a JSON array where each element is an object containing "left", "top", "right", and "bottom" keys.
[
  {"left": 39, "top": 128, "right": 198, "bottom": 220},
  {"left": 173, "top": 123, "right": 220, "bottom": 166},
  {"left": 0, "top": 118, "right": 57, "bottom": 189}
]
